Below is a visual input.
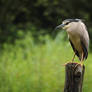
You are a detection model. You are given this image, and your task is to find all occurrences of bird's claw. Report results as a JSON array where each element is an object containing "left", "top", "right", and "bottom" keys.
[
  {"left": 62, "top": 61, "right": 74, "bottom": 66},
  {"left": 74, "top": 62, "right": 84, "bottom": 70}
]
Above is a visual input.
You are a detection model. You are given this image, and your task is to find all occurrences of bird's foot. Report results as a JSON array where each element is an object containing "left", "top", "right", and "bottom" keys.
[
  {"left": 74, "top": 62, "right": 84, "bottom": 70},
  {"left": 62, "top": 61, "right": 84, "bottom": 69},
  {"left": 62, "top": 61, "right": 74, "bottom": 66},
  {"left": 62, "top": 61, "right": 70, "bottom": 66}
]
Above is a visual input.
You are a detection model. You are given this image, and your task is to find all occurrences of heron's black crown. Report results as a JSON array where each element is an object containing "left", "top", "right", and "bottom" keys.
[
  {"left": 63, "top": 19, "right": 82, "bottom": 25},
  {"left": 63, "top": 19, "right": 81, "bottom": 22}
]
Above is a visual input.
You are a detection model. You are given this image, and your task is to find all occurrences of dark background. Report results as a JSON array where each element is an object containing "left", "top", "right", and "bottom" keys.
[{"left": 0, "top": 0, "right": 92, "bottom": 47}]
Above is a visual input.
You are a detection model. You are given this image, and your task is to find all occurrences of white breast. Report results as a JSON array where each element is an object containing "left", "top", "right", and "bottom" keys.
[{"left": 68, "top": 32, "right": 82, "bottom": 53}]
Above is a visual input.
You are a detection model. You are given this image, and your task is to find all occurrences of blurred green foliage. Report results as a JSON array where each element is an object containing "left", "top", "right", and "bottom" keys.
[
  {"left": 0, "top": 31, "right": 92, "bottom": 92},
  {"left": 0, "top": 0, "right": 92, "bottom": 45},
  {"left": 0, "top": 1, "right": 92, "bottom": 92}
]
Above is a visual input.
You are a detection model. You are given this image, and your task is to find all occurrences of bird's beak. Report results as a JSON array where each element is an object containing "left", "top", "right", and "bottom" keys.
[{"left": 55, "top": 24, "right": 65, "bottom": 30}]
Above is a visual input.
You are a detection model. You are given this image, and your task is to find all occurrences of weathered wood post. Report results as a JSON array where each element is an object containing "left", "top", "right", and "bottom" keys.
[{"left": 64, "top": 63, "right": 85, "bottom": 92}]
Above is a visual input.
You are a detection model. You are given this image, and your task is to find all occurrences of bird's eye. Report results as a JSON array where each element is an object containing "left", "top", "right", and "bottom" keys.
[{"left": 65, "top": 22, "right": 69, "bottom": 25}]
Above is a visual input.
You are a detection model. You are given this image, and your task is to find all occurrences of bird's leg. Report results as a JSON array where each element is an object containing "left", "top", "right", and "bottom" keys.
[
  {"left": 76, "top": 52, "right": 84, "bottom": 71},
  {"left": 62, "top": 53, "right": 76, "bottom": 66},
  {"left": 72, "top": 53, "right": 76, "bottom": 62},
  {"left": 74, "top": 52, "right": 84, "bottom": 69}
]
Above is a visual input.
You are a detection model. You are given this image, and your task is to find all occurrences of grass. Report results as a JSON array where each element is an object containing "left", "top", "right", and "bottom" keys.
[{"left": 0, "top": 31, "right": 91, "bottom": 92}]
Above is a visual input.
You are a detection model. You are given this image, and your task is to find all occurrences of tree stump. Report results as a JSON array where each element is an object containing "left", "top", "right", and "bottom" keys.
[{"left": 64, "top": 63, "right": 85, "bottom": 92}]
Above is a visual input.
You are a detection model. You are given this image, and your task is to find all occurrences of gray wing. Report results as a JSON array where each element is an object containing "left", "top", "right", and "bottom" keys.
[
  {"left": 81, "top": 40, "right": 88, "bottom": 59},
  {"left": 80, "top": 23, "right": 89, "bottom": 59},
  {"left": 69, "top": 39, "right": 80, "bottom": 58}
]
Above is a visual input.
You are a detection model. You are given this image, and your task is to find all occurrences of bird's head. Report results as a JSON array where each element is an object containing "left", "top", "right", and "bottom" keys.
[{"left": 55, "top": 19, "right": 82, "bottom": 31}]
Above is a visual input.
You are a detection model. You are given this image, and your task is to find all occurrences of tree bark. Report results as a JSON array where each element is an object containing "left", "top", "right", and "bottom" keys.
[{"left": 64, "top": 63, "right": 85, "bottom": 92}]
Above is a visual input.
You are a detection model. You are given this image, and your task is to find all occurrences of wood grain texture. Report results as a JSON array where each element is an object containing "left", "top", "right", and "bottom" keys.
[{"left": 64, "top": 63, "right": 85, "bottom": 92}]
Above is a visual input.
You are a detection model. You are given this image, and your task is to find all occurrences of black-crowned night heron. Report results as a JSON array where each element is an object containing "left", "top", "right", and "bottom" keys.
[{"left": 55, "top": 19, "right": 89, "bottom": 64}]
